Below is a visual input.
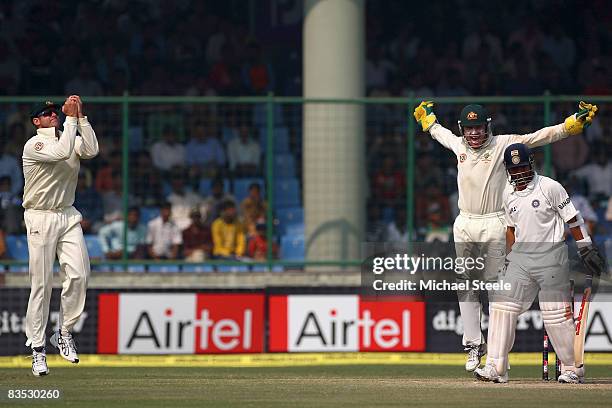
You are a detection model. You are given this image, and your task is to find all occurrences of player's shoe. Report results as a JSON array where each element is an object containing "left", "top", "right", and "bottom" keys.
[
  {"left": 50, "top": 331, "right": 79, "bottom": 364},
  {"left": 474, "top": 363, "right": 508, "bottom": 383},
  {"left": 575, "top": 366, "right": 585, "bottom": 384},
  {"left": 465, "top": 343, "right": 486, "bottom": 372},
  {"left": 31, "top": 348, "right": 49, "bottom": 377},
  {"left": 558, "top": 370, "right": 580, "bottom": 384}
]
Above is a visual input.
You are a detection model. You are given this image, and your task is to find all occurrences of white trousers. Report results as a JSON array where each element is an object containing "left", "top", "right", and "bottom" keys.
[
  {"left": 24, "top": 206, "right": 90, "bottom": 348},
  {"left": 453, "top": 211, "right": 506, "bottom": 347}
]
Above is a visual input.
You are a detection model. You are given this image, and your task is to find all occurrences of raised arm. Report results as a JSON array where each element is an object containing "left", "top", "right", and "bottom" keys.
[
  {"left": 73, "top": 96, "right": 99, "bottom": 159},
  {"left": 23, "top": 117, "right": 77, "bottom": 163},
  {"left": 413, "top": 101, "right": 461, "bottom": 152},
  {"left": 503, "top": 101, "right": 598, "bottom": 148}
]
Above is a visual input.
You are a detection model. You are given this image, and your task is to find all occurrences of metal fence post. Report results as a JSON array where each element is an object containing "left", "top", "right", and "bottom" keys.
[
  {"left": 121, "top": 91, "right": 130, "bottom": 265},
  {"left": 407, "top": 94, "right": 416, "bottom": 246},
  {"left": 543, "top": 90, "right": 552, "bottom": 176},
  {"left": 266, "top": 92, "right": 275, "bottom": 270}
]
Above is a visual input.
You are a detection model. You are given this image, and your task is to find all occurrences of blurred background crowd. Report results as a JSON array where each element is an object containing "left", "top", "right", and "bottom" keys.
[{"left": 0, "top": 0, "right": 609, "bottom": 263}]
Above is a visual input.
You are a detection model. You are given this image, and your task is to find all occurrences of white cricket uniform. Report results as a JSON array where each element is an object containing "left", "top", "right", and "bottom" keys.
[
  {"left": 22, "top": 116, "right": 99, "bottom": 348},
  {"left": 485, "top": 175, "right": 578, "bottom": 375},
  {"left": 429, "top": 122, "right": 570, "bottom": 346}
]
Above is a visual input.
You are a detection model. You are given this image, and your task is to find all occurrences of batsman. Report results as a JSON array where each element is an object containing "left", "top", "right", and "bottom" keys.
[
  {"left": 475, "top": 143, "right": 607, "bottom": 383},
  {"left": 413, "top": 100, "right": 598, "bottom": 371}
]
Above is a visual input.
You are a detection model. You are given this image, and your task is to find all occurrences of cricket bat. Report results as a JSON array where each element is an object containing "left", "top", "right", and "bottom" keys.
[{"left": 574, "top": 274, "right": 593, "bottom": 368}]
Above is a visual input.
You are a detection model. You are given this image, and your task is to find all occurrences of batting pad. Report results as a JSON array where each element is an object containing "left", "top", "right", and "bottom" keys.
[
  {"left": 486, "top": 301, "right": 522, "bottom": 375},
  {"left": 540, "top": 300, "right": 575, "bottom": 369}
]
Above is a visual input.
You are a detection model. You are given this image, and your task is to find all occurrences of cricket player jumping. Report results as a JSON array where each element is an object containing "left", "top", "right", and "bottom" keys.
[
  {"left": 474, "top": 143, "right": 606, "bottom": 383},
  {"left": 23, "top": 96, "right": 99, "bottom": 376},
  {"left": 413, "top": 101, "right": 598, "bottom": 371}
]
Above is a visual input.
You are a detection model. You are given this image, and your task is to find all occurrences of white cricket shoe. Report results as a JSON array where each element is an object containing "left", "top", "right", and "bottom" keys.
[
  {"left": 558, "top": 370, "right": 580, "bottom": 384},
  {"left": 31, "top": 348, "right": 49, "bottom": 377},
  {"left": 465, "top": 344, "right": 486, "bottom": 372},
  {"left": 474, "top": 363, "right": 508, "bottom": 383},
  {"left": 50, "top": 331, "right": 79, "bottom": 364}
]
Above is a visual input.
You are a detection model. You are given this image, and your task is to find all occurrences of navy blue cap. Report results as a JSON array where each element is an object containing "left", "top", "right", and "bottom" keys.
[
  {"left": 30, "top": 100, "right": 61, "bottom": 119},
  {"left": 504, "top": 143, "right": 532, "bottom": 169}
]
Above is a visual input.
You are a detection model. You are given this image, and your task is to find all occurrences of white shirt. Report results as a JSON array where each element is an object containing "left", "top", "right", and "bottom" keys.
[
  {"left": 572, "top": 163, "right": 612, "bottom": 196},
  {"left": 146, "top": 216, "right": 183, "bottom": 257},
  {"left": 503, "top": 175, "right": 578, "bottom": 243},
  {"left": 22, "top": 117, "right": 99, "bottom": 210},
  {"left": 150, "top": 141, "right": 185, "bottom": 171},
  {"left": 167, "top": 190, "right": 203, "bottom": 231},
  {"left": 227, "top": 138, "right": 260, "bottom": 171},
  {"left": 430, "top": 123, "right": 569, "bottom": 215}
]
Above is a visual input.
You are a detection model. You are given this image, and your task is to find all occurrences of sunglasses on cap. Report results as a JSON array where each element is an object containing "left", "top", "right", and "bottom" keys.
[{"left": 37, "top": 109, "right": 59, "bottom": 118}]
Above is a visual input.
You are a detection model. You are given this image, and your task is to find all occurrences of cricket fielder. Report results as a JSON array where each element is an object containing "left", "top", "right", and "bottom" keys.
[
  {"left": 413, "top": 101, "right": 597, "bottom": 371},
  {"left": 474, "top": 143, "right": 606, "bottom": 383},
  {"left": 23, "top": 96, "right": 99, "bottom": 376}
]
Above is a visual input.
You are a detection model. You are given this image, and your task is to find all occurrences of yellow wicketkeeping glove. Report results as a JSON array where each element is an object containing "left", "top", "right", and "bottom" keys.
[
  {"left": 413, "top": 101, "right": 437, "bottom": 132},
  {"left": 564, "top": 101, "right": 598, "bottom": 136}
]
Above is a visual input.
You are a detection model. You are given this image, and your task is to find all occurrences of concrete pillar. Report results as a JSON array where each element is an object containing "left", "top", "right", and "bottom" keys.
[{"left": 303, "top": 0, "right": 365, "bottom": 268}]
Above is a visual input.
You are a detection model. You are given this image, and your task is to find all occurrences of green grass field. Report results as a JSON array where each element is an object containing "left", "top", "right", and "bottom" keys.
[{"left": 2, "top": 363, "right": 612, "bottom": 407}]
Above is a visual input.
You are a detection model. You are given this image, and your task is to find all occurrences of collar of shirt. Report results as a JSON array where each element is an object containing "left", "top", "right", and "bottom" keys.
[{"left": 36, "top": 127, "right": 59, "bottom": 139}]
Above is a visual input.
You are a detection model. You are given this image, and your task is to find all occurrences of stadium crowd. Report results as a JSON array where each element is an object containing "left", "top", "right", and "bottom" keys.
[{"left": 0, "top": 0, "right": 610, "bottom": 261}]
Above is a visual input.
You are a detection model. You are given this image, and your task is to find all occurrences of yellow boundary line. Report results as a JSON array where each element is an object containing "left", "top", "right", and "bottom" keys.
[{"left": 1, "top": 353, "right": 612, "bottom": 368}]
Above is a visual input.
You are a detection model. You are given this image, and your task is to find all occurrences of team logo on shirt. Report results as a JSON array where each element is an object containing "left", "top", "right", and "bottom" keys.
[
  {"left": 531, "top": 199, "right": 540, "bottom": 208},
  {"left": 34, "top": 142, "right": 44, "bottom": 151},
  {"left": 459, "top": 154, "right": 467, "bottom": 163}
]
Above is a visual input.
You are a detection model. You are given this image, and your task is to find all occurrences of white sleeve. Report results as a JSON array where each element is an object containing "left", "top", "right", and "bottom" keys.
[
  {"left": 499, "top": 123, "right": 568, "bottom": 148},
  {"left": 502, "top": 195, "right": 514, "bottom": 227},
  {"left": 146, "top": 221, "right": 154, "bottom": 244},
  {"left": 75, "top": 117, "right": 99, "bottom": 159},
  {"left": 172, "top": 225, "right": 183, "bottom": 245},
  {"left": 23, "top": 117, "right": 77, "bottom": 162},
  {"left": 546, "top": 180, "right": 578, "bottom": 222},
  {"left": 429, "top": 123, "right": 462, "bottom": 153}
]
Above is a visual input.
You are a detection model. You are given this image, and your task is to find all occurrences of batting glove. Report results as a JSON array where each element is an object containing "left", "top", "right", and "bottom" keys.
[
  {"left": 578, "top": 244, "right": 606, "bottom": 277},
  {"left": 564, "top": 101, "right": 598, "bottom": 136},
  {"left": 413, "top": 101, "right": 437, "bottom": 132}
]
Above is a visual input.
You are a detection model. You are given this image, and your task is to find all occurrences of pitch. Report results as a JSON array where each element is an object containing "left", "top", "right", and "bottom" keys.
[{"left": 2, "top": 363, "right": 612, "bottom": 407}]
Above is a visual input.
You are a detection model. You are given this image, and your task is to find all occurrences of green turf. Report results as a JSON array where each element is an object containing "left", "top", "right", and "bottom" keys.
[{"left": 1, "top": 365, "right": 612, "bottom": 407}]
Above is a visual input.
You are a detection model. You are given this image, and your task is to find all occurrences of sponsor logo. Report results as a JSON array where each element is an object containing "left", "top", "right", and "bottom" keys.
[
  {"left": 459, "top": 154, "right": 467, "bottom": 163},
  {"left": 558, "top": 197, "right": 571, "bottom": 209},
  {"left": 34, "top": 142, "right": 44, "bottom": 151},
  {"left": 269, "top": 295, "right": 425, "bottom": 352},
  {"left": 98, "top": 293, "right": 264, "bottom": 354},
  {"left": 467, "top": 111, "right": 478, "bottom": 120},
  {"left": 532, "top": 199, "right": 540, "bottom": 208},
  {"left": 0, "top": 310, "right": 87, "bottom": 336}
]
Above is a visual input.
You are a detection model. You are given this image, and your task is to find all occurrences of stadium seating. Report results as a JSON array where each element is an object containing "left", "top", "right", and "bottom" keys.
[
  {"left": 216, "top": 265, "right": 250, "bottom": 273},
  {"left": 274, "top": 153, "right": 296, "bottom": 178},
  {"left": 274, "top": 178, "right": 301, "bottom": 208},
  {"left": 140, "top": 206, "right": 161, "bottom": 225},
  {"left": 148, "top": 264, "right": 181, "bottom": 273},
  {"left": 181, "top": 264, "right": 215, "bottom": 272},
  {"left": 258, "top": 127, "right": 290, "bottom": 153},
  {"left": 6, "top": 235, "right": 28, "bottom": 261},
  {"left": 276, "top": 207, "right": 304, "bottom": 235},
  {"left": 233, "top": 178, "right": 265, "bottom": 203},
  {"left": 199, "top": 178, "right": 231, "bottom": 197},
  {"left": 280, "top": 234, "right": 305, "bottom": 261},
  {"left": 85, "top": 235, "right": 105, "bottom": 260},
  {"left": 253, "top": 103, "right": 284, "bottom": 127}
]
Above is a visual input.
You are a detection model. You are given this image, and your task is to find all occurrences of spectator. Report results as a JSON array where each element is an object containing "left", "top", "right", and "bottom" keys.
[
  {"left": 98, "top": 207, "right": 147, "bottom": 259},
  {"left": 0, "top": 227, "right": 6, "bottom": 259},
  {"left": 0, "top": 176, "right": 22, "bottom": 234},
  {"left": 212, "top": 200, "right": 245, "bottom": 259},
  {"left": 572, "top": 148, "right": 612, "bottom": 198},
  {"left": 64, "top": 61, "right": 103, "bottom": 96},
  {"left": 130, "top": 152, "right": 165, "bottom": 207},
  {"left": 366, "top": 201, "right": 387, "bottom": 242},
  {"left": 0, "top": 138, "right": 23, "bottom": 196},
  {"left": 247, "top": 221, "right": 278, "bottom": 260},
  {"left": 6, "top": 122, "right": 28, "bottom": 157},
  {"left": 94, "top": 150, "right": 122, "bottom": 193},
  {"left": 75, "top": 172, "right": 103, "bottom": 233},
  {"left": 422, "top": 203, "right": 451, "bottom": 243},
  {"left": 101, "top": 171, "right": 124, "bottom": 222},
  {"left": 241, "top": 42, "right": 275, "bottom": 94},
  {"left": 366, "top": 45, "right": 396, "bottom": 91},
  {"left": 166, "top": 169, "right": 203, "bottom": 231},
  {"left": 185, "top": 121, "right": 226, "bottom": 179},
  {"left": 240, "top": 183, "right": 267, "bottom": 237},
  {"left": 150, "top": 126, "right": 185, "bottom": 172},
  {"left": 182, "top": 209, "right": 213, "bottom": 262},
  {"left": 146, "top": 202, "right": 182, "bottom": 260},
  {"left": 385, "top": 205, "right": 409, "bottom": 245},
  {"left": 372, "top": 155, "right": 405, "bottom": 207},
  {"left": 565, "top": 177, "right": 598, "bottom": 235},
  {"left": 227, "top": 125, "right": 261, "bottom": 176},
  {"left": 583, "top": 66, "right": 611, "bottom": 95},
  {"left": 202, "top": 178, "right": 235, "bottom": 222},
  {"left": 208, "top": 44, "right": 243, "bottom": 95},
  {"left": 415, "top": 185, "right": 451, "bottom": 230},
  {"left": 551, "top": 132, "right": 589, "bottom": 178}
]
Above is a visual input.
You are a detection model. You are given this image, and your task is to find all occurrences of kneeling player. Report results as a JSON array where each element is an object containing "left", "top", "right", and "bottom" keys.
[{"left": 474, "top": 143, "right": 605, "bottom": 383}]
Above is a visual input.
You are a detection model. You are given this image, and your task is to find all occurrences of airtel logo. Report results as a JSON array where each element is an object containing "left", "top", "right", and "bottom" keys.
[
  {"left": 296, "top": 309, "right": 412, "bottom": 349},
  {"left": 126, "top": 308, "right": 253, "bottom": 351}
]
